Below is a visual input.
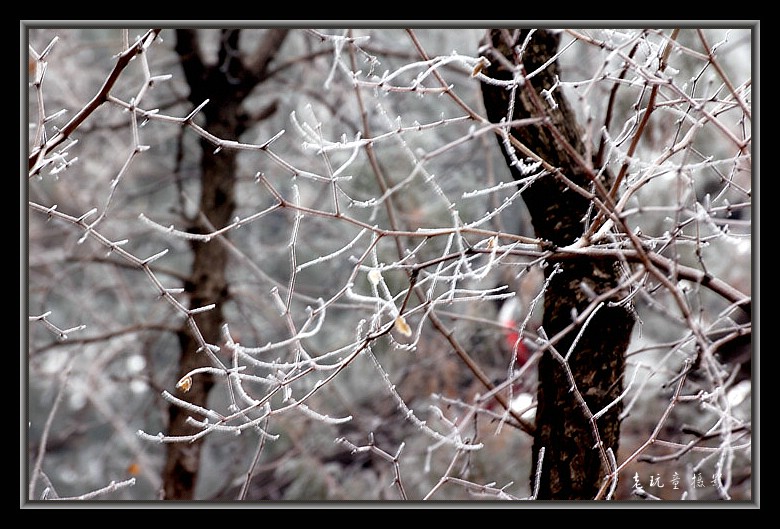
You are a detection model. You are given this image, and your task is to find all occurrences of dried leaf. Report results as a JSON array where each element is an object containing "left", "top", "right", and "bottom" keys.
[
  {"left": 176, "top": 375, "right": 192, "bottom": 393},
  {"left": 471, "top": 57, "right": 491, "bottom": 77},
  {"left": 394, "top": 315, "right": 412, "bottom": 337}
]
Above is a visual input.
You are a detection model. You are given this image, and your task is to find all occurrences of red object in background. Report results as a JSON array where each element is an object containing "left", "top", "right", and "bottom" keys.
[
  {"left": 479, "top": 296, "right": 536, "bottom": 419},
  {"left": 498, "top": 297, "right": 530, "bottom": 366},
  {"left": 508, "top": 329, "right": 531, "bottom": 366}
]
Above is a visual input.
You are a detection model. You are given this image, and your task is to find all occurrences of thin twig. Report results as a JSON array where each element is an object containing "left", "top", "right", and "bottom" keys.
[{"left": 29, "top": 360, "right": 73, "bottom": 500}]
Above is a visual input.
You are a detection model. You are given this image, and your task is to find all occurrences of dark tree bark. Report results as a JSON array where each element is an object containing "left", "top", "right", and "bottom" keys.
[
  {"left": 479, "top": 29, "right": 635, "bottom": 500},
  {"left": 161, "top": 29, "right": 288, "bottom": 500}
]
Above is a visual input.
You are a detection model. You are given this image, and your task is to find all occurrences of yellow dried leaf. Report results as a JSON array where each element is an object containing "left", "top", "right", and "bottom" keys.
[
  {"left": 471, "top": 57, "right": 491, "bottom": 77},
  {"left": 394, "top": 315, "right": 412, "bottom": 337},
  {"left": 176, "top": 376, "right": 192, "bottom": 393}
]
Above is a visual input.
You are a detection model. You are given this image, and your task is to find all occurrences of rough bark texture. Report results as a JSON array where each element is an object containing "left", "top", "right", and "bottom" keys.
[
  {"left": 479, "top": 29, "right": 635, "bottom": 500},
  {"left": 163, "top": 129, "right": 235, "bottom": 500},
  {"left": 161, "top": 29, "right": 288, "bottom": 500}
]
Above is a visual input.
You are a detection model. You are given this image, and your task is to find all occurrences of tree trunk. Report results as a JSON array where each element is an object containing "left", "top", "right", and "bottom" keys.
[
  {"left": 161, "top": 29, "right": 288, "bottom": 500},
  {"left": 162, "top": 126, "right": 236, "bottom": 500},
  {"left": 479, "top": 29, "right": 635, "bottom": 500}
]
